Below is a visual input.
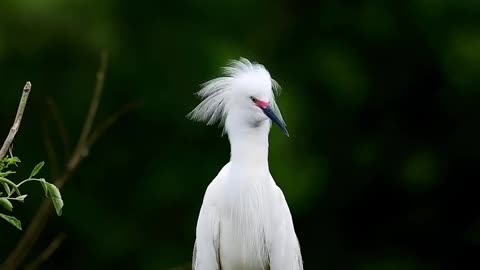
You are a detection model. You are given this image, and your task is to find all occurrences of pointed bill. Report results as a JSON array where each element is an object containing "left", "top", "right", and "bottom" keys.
[{"left": 256, "top": 100, "right": 289, "bottom": 137}]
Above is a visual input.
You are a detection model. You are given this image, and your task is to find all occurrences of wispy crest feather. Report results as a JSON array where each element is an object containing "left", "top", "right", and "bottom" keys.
[{"left": 187, "top": 57, "right": 282, "bottom": 127}]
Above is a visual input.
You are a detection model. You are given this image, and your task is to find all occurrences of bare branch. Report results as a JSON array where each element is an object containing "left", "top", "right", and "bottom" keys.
[
  {"left": 68, "top": 49, "right": 108, "bottom": 171},
  {"left": 86, "top": 101, "right": 141, "bottom": 148},
  {"left": 46, "top": 97, "right": 71, "bottom": 161},
  {"left": 0, "top": 82, "right": 32, "bottom": 160}
]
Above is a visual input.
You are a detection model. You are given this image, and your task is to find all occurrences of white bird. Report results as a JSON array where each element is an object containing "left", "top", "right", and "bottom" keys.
[{"left": 188, "top": 58, "right": 303, "bottom": 270}]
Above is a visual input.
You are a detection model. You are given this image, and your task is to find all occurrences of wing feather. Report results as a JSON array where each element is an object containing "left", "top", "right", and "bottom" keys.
[{"left": 193, "top": 164, "right": 230, "bottom": 270}]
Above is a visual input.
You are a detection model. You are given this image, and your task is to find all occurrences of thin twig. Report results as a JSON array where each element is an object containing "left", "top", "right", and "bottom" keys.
[
  {"left": 86, "top": 101, "right": 141, "bottom": 148},
  {"left": 24, "top": 234, "right": 66, "bottom": 270},
  {"left": 68, "top": 49, "right": 108, "bottom": 171},
  {"left": 0, "top": 82, "right": 32, "bottom": 160},
  {"left": 46, "top": 97, "right": 71, "bottom": 161}
]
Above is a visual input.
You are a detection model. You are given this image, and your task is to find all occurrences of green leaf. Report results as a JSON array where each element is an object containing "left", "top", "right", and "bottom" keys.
[
  {"left": 29, "top": 161, "right": 45, "bottom": 178},
  {"left": 0, "top": 197, "right": 13, "bottom": 211},
  {"left": 15, "top": 194, "right": 27, "bottom": 202},
  {"left": 4, "top": 156, "right": 21, "bottom": 168},
  {"left": 0, "top": 177, "right": 20, "bottom": 196},
  {"left": 35, "top": 178, "right": 48, "bottom": 196},
  {"left": 1, "top": 182, "right": 11, "bottom": 195},
  {"left": 46, "top": 183, "right": 63, "bottom": 216},
  {"left": 0, "top": 213, "right": 22, "bottom": 230}
]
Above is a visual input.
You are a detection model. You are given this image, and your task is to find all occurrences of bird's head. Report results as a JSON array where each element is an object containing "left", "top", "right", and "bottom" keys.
[{"left": 187, "top": 58, "right": 289, "bottom": 137}]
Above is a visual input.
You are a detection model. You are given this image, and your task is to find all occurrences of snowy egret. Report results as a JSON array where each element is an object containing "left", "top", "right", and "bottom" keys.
[{"left": 188, "top": 58, "right": 303, "bottom": 270}]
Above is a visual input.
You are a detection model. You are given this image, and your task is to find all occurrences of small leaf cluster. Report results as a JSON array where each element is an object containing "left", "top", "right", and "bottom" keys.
[{"left": 0, "top": 155, "right": 63, "bottom": 230}]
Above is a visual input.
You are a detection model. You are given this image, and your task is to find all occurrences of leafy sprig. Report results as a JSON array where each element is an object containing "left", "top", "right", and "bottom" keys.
[{"left": 0, "top": 156, "right": 63, "bottom": 230}]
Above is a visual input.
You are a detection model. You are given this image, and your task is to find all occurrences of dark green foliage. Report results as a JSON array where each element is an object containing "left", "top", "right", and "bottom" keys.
[{"left": 0, "top": 0, "right": 479, "bottom": 269}]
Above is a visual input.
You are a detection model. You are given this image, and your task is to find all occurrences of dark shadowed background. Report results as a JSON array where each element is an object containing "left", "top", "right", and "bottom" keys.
[{"left": 1, "top": 0, "right": 479, "bottom": 269}]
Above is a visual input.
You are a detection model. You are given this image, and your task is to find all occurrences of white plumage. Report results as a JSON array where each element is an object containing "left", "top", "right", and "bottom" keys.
[{"left": 189, "top": 58, "right": 303, "bottom": 270}]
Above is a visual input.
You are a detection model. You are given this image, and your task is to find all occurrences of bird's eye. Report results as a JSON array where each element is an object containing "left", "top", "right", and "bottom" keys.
[{"left": 250, "top": 96, "right": 257, "bottom": 103}]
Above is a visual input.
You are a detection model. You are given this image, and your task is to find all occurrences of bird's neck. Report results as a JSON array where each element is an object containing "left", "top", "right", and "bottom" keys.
[{"left": 226, "top": 118, "right": 270, "bottom": 168}]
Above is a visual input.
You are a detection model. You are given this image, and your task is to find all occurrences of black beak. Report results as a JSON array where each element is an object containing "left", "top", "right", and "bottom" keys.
[{"left": 261, "top": 106, "right": 289, "bottom": 137}]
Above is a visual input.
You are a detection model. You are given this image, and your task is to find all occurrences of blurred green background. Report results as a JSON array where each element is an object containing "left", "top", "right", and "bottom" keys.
[{"left": 1, "top": 0, "right": 479, "bottom": 269}]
